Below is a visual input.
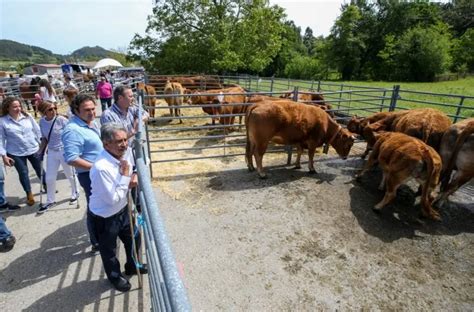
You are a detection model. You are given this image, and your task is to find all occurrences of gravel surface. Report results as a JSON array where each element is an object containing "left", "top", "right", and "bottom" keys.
[{"left": 155, "top": 145, "right": 473, "bottom": 310}]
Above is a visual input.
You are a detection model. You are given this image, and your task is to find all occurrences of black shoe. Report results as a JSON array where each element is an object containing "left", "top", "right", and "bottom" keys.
[
  {"left": 125, "top": 263, "right": 148, "bottom": 276},
  {"left": 90, "top": 244, "right": 100, "bottom": 254},
  {"left": 0, "top": 203, "right": 21, "bottom": 211},
  {"left": 37, "top": 202, "right": 55, "bottom": 214},
  {"left": 0, "top": 235, "right": 16, "bottom": 251},
  {"left": 111, "top": 276, "right": 131, "bottom": 292}
]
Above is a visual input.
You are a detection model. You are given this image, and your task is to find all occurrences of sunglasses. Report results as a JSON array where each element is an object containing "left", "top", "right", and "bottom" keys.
[{"left": 47, "top": 107, "right": 58, "bottom": 112}]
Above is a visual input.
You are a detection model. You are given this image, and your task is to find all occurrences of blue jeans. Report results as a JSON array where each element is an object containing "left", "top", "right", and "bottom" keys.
[
  {"left": 0, "top": 217, "right": 11, "bottom": 241},
  {"left": 0, "top": 163, "right": 6, "bottom": 206},
  {"left": 8, "top": 153, "right": 43, "bottom": 194},
  {"left": 77, "top": 171, "right": 98, "bottom": 246},
  {"left": 100, "top": 98, "right": 112, "bottom": 112}
]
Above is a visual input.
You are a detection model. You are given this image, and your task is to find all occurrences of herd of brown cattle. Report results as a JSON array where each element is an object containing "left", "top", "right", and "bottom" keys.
[
  {"left": 136, "top": 79, "right": 472, "bottom": 221},
  {"left": 350, "top": 109, "right": 473, "bottom": 220}
]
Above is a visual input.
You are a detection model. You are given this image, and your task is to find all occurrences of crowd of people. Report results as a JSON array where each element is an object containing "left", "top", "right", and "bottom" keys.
[{"left": 0, "top": 78, "right": 149, "bottom": 292}]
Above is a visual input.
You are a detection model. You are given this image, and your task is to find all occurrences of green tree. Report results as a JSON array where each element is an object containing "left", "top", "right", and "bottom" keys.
[
  {"left": 327, "top": 4, "right": 365, "bottom": 80},
  {"left": 302, "top": 27, "right": 316, "bottom": 55},
  {"left": 129, "top": 0, "right": 285, "bottom": 74},
  {"left": 284, "top": 54, "right": 322, "bottom": 80},
  {"left": 440, "top": 0, "right": 474, "bottom": 37},
  {"left": 451, "top": 28, "right": 474, "bottom": 72},
  {"left": 261, "top": 20, "right": 307, "bottom": 77},
  {"left": 394, "top": 25, "right": 452, "bottom": 81}
]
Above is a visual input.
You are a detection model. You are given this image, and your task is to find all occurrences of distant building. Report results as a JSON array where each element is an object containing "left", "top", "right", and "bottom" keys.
[{"left": 23, "top": 64, "right": 62, "bottom": 76}]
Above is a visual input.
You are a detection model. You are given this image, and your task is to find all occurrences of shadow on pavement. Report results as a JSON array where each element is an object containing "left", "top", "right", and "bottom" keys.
[{"left": 0, "top": 219, "right": 90, "bottom": 292}]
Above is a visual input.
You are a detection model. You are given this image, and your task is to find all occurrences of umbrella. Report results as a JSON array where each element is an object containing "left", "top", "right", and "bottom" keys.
[{"left": 93, "top": 58, "right": 123, "bottom": 70}]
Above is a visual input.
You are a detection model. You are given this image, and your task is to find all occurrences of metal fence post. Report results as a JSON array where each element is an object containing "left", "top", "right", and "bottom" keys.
[
  {"left": 380, "top": 90, "right": 387, "bottom": 112},
  {"left": 310, "top": 80, "right": 314, "bottom": 91},
  {"left": 338, "top": 84, "right": 344, "bottom": 109},
  {"left": 454, "top": 96, "right": 465, "bottom": 123},
  {"left": 292, "top": 86, "right": 299, "bottom": 102},
  {"left": 317, "top": 81, "right": 321, "bottom": 92},
  {"left": 270, "top": 76, "right": 274, "bottom": 93},
  {"left": 389, "top": 85, "right": 400, "bottom": 112},
  {"left": 285, "top": 86, "right": 300, "bottom": 165},
  {"left": 287, "top": 77, "right": 290, "bottom": 89}
]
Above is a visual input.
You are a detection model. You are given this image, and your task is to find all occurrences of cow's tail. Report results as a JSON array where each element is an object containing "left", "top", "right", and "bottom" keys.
[
  {"left": 421, "top": 121, "right": 432, "bottom": 144},
  {"left": 441, "top": 120, "right": 474, "bottom": 191},
  {"left": 245, "top": 104, "right": 259, "bottom": 169},
  {"left": 420, "top": 145, "right": 440, "bottom": 206}
]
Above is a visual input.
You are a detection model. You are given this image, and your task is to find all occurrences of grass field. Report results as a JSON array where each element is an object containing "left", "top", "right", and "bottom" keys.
[{"left": 224, "top": 76, "right": 474, "bottom": 120}]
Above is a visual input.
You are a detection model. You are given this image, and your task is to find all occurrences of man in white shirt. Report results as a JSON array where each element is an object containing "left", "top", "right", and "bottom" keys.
[{"left": 89, "top": 122, "right": 147, "bottom": 292}]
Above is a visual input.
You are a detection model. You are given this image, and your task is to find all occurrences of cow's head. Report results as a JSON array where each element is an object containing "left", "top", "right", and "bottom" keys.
[
  {"left": 347, "top": 115, "right": 364, "bottom": 135},
  {"left": 188, "top": 90, "right": 202, "bottom": 104},
  {"left": 331, "top": 128, "right": 355, "bottom": 159}
]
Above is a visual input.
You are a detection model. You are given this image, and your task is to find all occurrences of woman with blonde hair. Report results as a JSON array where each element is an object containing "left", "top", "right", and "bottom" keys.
[
  {"left": 0, "top": 97, "right": 43, "bottom": 206},
  {"left": 36, "top": 101, "right": 79, "bottom": 213}
]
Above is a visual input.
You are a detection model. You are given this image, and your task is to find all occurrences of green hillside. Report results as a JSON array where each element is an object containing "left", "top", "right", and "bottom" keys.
[{"left": 0, "top": 40, "right": 128, "bottom": 71}]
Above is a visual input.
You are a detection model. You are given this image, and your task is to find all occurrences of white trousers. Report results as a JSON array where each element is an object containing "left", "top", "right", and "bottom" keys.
[{"left": 45, "top": 148, "right": 79, "bottom": 204}]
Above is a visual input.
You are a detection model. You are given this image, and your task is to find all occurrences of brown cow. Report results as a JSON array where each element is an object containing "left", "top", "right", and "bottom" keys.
[
  {"left": 245, "top": 100, "right": 355, "bottom": 178},
  {"left": 19, "top": 78, "right": 41, "bottom": 116},
  {"left": 436, "top": 118, "right": 474, "bottom": 206},
  {"left": 189, "top": 86, "right": 246, "bottom": 127},
  {"left": 163, "top": 80, "right": 184, "bottom": 123},
  {"left": 347, "top": 111, "right": 404, "bottom": 158},
  {"left": 280, "top": 90, "right": 333, "bottom": 116},
  {"left": 363, "top": 108, "right": 451, "bottom": 156},
  {"left": 137, "top": 82, "right": 157, "bottom": 118},
  {"left": 356, "top": 132, "right": 442, "bottom": 220}
]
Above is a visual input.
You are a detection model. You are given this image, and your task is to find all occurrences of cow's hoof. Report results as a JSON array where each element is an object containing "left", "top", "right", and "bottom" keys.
[
  {"left": 308, "top": 169, "right": 316, "bottom": 174},
  {"left": 247, "top": 166, "right": 255, "bottom": 172},
  {"left": 292, "top": 165, "right": 301, "bottom": 170},
  {"left": 422, "top": 210, "right": 442, "bottom": 221},
  {"left": 258, "top": 174, "right": 268, "bottom": 180}
]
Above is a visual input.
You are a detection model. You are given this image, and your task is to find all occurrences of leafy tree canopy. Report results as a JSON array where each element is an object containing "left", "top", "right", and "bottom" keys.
[{"left": 129, "top": 0, "right": 286, "bottom": 74}]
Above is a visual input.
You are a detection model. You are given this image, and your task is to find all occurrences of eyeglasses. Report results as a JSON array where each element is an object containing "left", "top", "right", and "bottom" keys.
[{"left": 47, "top": 107, "right": 58, "bottom": 112}]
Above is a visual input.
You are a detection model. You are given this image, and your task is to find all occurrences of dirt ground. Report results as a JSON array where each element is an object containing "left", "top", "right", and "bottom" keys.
[{"left": 146, "top": 105, "right": 474, "bottom": 310}]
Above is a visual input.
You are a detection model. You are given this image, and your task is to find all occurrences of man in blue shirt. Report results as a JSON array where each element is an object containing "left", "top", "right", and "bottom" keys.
[{"left": 62, "top": 94, "right": 103, "bottom": 253}]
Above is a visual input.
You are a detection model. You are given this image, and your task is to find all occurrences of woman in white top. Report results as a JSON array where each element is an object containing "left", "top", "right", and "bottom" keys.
[
  {"left": 37, "top": 101, "right": 79, "bottom": 213},
  {"left": 0, "top": 97, "right": 43, "bottom": 206},
  {"left": 39, "top": 79, "right": 57, "bottom": 103}
]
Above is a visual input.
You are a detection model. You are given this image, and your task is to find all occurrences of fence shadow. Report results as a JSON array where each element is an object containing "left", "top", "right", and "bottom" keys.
[{"left": 0, "top": 219, "right": 90, "bottom": 292}]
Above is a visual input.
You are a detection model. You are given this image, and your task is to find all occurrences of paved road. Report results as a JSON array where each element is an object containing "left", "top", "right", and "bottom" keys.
[{"left": 0, "top": 162, "right": 150, "bottom": 311}]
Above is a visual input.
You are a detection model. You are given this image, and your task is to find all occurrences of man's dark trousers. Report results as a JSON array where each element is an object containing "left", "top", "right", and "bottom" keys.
[{"left": 92, "top": 206, "right": 141, "bottom": 282}]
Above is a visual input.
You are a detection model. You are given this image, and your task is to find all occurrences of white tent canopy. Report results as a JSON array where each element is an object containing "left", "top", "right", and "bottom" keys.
[{"left": 93, "top": 58, "right": 123, "bottom": 70}]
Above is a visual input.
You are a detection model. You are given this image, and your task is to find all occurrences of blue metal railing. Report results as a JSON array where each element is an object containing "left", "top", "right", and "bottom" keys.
[{"left": 133, "top": 93, "right": 191, "bottom": 311}]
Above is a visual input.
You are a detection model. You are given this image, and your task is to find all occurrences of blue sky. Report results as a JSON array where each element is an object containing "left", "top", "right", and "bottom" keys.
[{"left": 0, "top": 0, "right": 344, "bottom": 55}]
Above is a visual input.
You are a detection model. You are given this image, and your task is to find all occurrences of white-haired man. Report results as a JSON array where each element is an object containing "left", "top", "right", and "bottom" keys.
[{"left": 89, "top": 122, "right": 147, "bottom": 292}]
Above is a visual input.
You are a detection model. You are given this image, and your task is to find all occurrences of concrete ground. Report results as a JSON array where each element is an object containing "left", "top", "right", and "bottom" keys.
[{"left": 0, "top": 163, "right": 150, "bottom": 311}]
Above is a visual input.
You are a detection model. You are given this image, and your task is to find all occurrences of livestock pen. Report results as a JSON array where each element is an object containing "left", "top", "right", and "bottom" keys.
[{"left": 137, "top": 74, "right": 473, "bottom": 309}]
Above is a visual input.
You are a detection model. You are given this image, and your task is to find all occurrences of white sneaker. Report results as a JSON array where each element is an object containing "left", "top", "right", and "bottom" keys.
[{"left": 69, "top": 192, "right": 80, "bottom": 207}]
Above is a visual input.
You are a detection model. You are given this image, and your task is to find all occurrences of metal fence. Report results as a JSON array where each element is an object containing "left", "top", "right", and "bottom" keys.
[
  {"left": 133, "top": 100, "right": 191, "bottom": 311},
  {"left": 140, "top": 74, "right": 472, "bottom": 174}
]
